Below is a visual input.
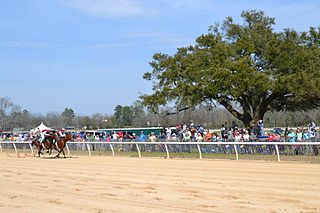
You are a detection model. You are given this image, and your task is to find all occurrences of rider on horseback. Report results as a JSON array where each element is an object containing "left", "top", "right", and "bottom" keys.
[
  {"left": 57, "top": 128, "right": 66, "bottom": 138},
  {"left": 40, "top": 129, "right": 51, "bottom": 143}
]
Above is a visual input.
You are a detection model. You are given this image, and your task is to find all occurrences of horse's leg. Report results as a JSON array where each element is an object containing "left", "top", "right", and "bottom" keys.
[
  {"left": 46, "top": 142, "right": 53, "bottom": 155},
  {"left": 51, "top": 142, "right": 59, "bottom": 157},
  {"left": 53, "top": 144, "right": 60, "bottom": 152},
  {"left": 54, "top": 141, "right": 62, "bottom": 158},
  {"left": 55, "top": 148, "right": 65, "bottom": 158},
  {"left": 62, "top": 148, "right": 66, "bottom": 158},
  {"left": 38, "top": 146, "right": 43, "bottom": 157},
  {"left": 55, "top": 149, "right": 61, "bottom": 158},
  {"left": 49, "top": 146, "right": 53, "bottom": 155},
  {"left": 34, "top": 144, "right": 39, "bottom": 157},
  {"left": 54, "top": 146, "right": 59, "bottom": 153},
  {"left": 48, "top": 141, "right": 55, "bottom": 154}
]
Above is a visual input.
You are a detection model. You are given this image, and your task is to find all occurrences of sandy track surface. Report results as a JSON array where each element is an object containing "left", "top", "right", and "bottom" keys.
[{"left": 0, "top": 153, "right": 320, "bottom": 213}]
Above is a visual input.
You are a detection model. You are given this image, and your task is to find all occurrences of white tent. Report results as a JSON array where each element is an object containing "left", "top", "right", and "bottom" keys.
[
  {"left": 37, "top": 122, "right": 53, "bottom": 132},
  {"left": 31, "top": 122, "right": 53, "bottom": 134}
]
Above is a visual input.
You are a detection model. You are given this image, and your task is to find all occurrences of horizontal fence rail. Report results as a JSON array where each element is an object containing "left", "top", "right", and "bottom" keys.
[{"left": 1, "top": 141, "right": 320, "bottom": 162}]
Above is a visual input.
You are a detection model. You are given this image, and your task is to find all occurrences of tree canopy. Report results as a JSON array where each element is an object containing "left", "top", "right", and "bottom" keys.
[
  {"left": 61, "top": 108, "right": 75, "bottom": 126},
  {"left": 114, "top": 102, "right": 145, "bottom": 127},
  {"left": 141, "top": 10, "right": 320, "bottom": 127}
]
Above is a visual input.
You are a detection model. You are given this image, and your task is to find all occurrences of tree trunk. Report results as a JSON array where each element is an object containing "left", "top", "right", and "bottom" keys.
[
  {"left": 240, "top": 112, "right": 265, "bottom": 129},
  {"left": 241, "top": 113, "right": 253, "bottom": 128}
]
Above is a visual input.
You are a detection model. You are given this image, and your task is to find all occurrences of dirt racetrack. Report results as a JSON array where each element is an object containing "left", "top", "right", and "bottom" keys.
[{"left": 0, "top": 153, "right": 320, "bottom": 213}]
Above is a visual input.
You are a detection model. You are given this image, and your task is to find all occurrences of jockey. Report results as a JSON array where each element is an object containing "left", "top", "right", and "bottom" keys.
[
  {"left": 57, "top": 128, "right": 66, "bottom": 138},
  {"left": 30, "top": 128, "right": 38, "bottom": 139},
  {"left": 40, "top": 129, "right": 51, "bottom": 143}
]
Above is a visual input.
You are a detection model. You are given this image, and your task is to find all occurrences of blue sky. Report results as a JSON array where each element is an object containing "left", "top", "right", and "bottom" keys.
[{"left": 1, "top": 0, "right": 320, "bottom": 115}]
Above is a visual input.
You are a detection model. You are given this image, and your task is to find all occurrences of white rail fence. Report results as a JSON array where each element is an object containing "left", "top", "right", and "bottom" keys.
[{"left": 1, "top": 141, "right": 320, "bottom": 162}]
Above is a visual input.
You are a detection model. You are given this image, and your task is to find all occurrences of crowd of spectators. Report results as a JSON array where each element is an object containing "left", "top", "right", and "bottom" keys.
[
  {"left": 0, "top": 132, "right": 30, "bottom": 141},
  {"left": 0, "top": 121, "right": 319, "bottom": 143},
  {"left": 69, "top": 120, "right": 320, "bottom": 143}
]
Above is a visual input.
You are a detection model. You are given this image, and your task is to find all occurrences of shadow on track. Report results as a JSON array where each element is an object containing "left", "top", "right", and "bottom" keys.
[{"left": 40, "top": 156, "right": 78, "bottom": 159}]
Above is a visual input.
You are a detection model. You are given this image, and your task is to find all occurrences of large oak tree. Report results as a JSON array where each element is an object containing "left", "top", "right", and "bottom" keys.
[{"left": 141, "top": 10, "right": 320, "bottom": 127}]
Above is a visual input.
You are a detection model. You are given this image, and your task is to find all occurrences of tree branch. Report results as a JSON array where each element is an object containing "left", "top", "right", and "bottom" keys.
[
  {"left": 165, "top": 106, "right": 190, "bottom": 116},
  {"left": 218, "top": 99, "right": 243, "bottom": 120}
]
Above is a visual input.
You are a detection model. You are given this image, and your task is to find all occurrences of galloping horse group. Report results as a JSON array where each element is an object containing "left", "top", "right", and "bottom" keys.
[{"left": 32, "top": 132, "right": 72, "bottom": 158}]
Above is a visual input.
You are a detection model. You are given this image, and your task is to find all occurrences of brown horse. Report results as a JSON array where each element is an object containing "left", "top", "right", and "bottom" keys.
[
  {"left": 55, "top": 133, "right": 72, "bottom": 158},
  {"left": 32, "top": 135, "right": 59, "bottom": 157}
]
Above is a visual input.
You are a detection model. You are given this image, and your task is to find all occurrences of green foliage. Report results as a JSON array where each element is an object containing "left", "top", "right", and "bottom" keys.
[
  {"left": 0, "top": 97, "right": 14, "bottom": 130},
  {"left": 114, "top": 102, "right": 145, "bottom": 127},
  {"left": 61, "top": 107, "right": 75, "bottom": 126},
  {"left": 141, "top": 10, "right": 320, "bottom": 127}
]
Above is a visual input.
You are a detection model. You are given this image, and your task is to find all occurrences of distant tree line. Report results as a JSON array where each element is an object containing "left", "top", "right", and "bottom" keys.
[{"left": 0, "top": 96, "right": 319, "bottom": 132}]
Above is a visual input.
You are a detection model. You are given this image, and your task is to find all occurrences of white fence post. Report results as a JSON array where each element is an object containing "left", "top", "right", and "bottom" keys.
[
  {"left": 109, "top": 143, "right": 115, "bottom": 157},
  {"left": 86, "top": 143, "right": 91, "bottom": 156},
  {"left": 275, "top": 144, "right": 280, "bottom": 162},
  {"left": 233, "top": 144, "right": 239, "bottom": 160},
  {"left": 66, "top": 144, "right": 70, "bottom": 156},
  {"left": 164, "top": 144, "right": 170, "bottom": 159},
  {"left": 28, "top": 143, "right": 34, "bottom": 155},
  {"left": 12, "top": 142, "right": 18, "bottom": 156},
  {"left": 197, "top": 144, "right": 202, "bottom": 159},
  {"left": 136, "top": 144, "right": 141, "bottom": 158}
]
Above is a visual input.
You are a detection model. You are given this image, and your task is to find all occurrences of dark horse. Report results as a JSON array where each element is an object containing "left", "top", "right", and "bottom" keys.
[
  {"left": 32, "top": 134, "right": 59, "bottom": 157},
  {"left": 55, "top": 133, "right": 72, "bottom": 158},
  {"left": 32, "top": 133, "right": 72, "bottom": 158}
]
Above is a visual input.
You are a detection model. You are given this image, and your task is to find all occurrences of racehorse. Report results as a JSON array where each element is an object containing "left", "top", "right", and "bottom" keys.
[
  {"left": 55, "top": 133, "right": 72, "bottom": 158},
  {"left": 32, "top": 134, "right": 59, "bottom": 157}
]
